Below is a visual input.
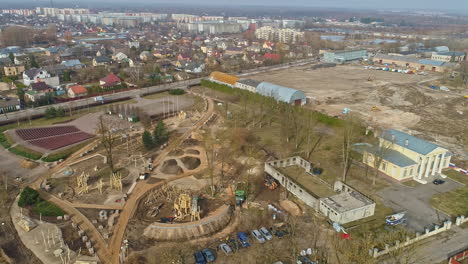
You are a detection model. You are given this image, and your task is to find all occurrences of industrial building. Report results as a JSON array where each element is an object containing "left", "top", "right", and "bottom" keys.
[
  {"left": 208, "top": 72, "right": 240, "bottom": 87},
  {"left": 234, "top": 79, "right": 261, "bottom": 93},
  {"left": 322, "top": 49, "right": 368, "bottom": 63},
  {"left": 358, "top": 129, "right": 452, "bottom": 184},
  {"left": 431, "top": 51, "right": 466, "bottom": 62},
  {"left": 256, "top": 82, "right": 306, "bottom": 105},
  {"left": 373, "top": 53, "right": 457, "bottom": 72},
  {"left": 264, "top": 156, "right": 375, "bottom": 224}
]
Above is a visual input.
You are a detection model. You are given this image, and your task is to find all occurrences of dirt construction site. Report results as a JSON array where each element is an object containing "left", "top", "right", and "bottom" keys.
[{"left": 248, "top": 64, "right": 468, "bottom": 160}]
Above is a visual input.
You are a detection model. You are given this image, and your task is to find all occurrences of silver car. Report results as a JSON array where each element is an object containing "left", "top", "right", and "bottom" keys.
[
  {"left": 260, "top": 227, "right": 273, "bottom": 240},
  {"left": 219, "top": 243, "right": 232, "bottom": 255},
  {"left": 251, "top": 229, "right": 266, "bottom": 243}
]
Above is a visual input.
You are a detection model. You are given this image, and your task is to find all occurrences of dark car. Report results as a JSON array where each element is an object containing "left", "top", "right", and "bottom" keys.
[
  {"left": 433, "top": 179, "right": 445, "bottom": 185},
  {"left": 226, "top": 238, "right": 239, "bottom": 252},
  {"left": 201, "top": 248, "right": 216, "bottom": 262},
  {"left": 194, "top": 251, "right": 206, "bottom": 264},
  {"left": 237, "top": 232, "right": 251, "bottom": 247}
]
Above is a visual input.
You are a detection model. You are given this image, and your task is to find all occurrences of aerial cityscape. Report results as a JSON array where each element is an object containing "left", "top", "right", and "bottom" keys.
[{"left": 0, "top": 1, "right": 467, "bottom": 264}]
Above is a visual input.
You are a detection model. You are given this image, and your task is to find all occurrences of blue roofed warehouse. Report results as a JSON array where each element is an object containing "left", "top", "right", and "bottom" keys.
[{"left": 256, "top": 82, "right": 306, "bottom": 105}]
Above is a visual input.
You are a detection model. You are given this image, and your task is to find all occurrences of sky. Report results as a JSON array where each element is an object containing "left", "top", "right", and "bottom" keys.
[{"left": 10, "top": 0, "right": 468, "bottom": 13}]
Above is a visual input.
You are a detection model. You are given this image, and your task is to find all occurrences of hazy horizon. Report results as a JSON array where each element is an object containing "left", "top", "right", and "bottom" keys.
[{"left": 2, "top": 0, "right": 468, "bottom": 13}]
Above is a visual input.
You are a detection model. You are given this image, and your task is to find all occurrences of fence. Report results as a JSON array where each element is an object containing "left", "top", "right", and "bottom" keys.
[{"left": 370, "top": 215, "right": 468, "bottom": 258}]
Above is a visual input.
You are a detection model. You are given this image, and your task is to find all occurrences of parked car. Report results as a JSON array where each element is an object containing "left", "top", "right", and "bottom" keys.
[
  {"left": 202, "top": 248, "right": 216, "bottom": 262},
  {"left": 227, "top": 238, "right": 239, "bottom": 252},
  {"left": 237, "top": 232, "right": 251, "bottom": 247},
  {"left": 298, "top": 256, "right": 316, "bottom": 264},
  {"left": 252, "top": 229, "right": 266, "bottom": 243},
  {"left": 433, "top": 179, "right": 445, "bottom": 185},
  {"left": 194, "top": 251, "right": 206, "bottom": 264},
  {"left": 260, "top": 227, "right": 273, "bottom": 240},
  {"left": 219, "top": 243, "right": 233, "bottom": 255}
]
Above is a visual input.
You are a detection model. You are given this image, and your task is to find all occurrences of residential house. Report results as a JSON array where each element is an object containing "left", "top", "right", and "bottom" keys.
[
  {"left": 25, "top": 82, "right": 54, "bottom": 102},
  {"left": 177, "top": 52, "right": 192, "bottom": 61},
  {"left": 0, "top": 96, "right": 21, "bottom": 113},
  {"left": 360, "top": 129, "right": 452, "bottom": 184},
  {"left": 61, "top": 59, "right": 84, "bottom": 69},
  {"left": 23, "top": 68, "right": 59, "bottom": 86},
  {"left": 67, "top": 85, "right": 88, "bottom": 98},
  {"left": 112, "top": 52, "right": 128, "bottom": 62},
  {"left": 174, "top": 72, "right": 191, "bottom": 81},
  {"left": 139, "top": 51, "right": 153, "bottom": 61},
  {"left": 93, "top": 56, "right": 111, "bottom": 67},
  {"left": 45, "top": 46, "right": 67, "bottom": 56},
  {"left": 225, "top": 47, "right": 244, "bottom": 56},
  {"left": 128, "top": 41, "right": 140, "bottom": 49},
  {"left": 3, "top": 64, "right": 25, "bottom": 77},
  {"left": 100, "top": 73, "right": 121, "bottom": 88},
  {"left": 181, "top": 61, "right": 205, "bottom": 74},
  {"left": 264, "top": 53, "right": 281, "bottom": 61}
]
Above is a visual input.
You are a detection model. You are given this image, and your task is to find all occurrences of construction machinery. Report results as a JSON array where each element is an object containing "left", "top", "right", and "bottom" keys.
[
  {"left": 235, "top": 190, "right": 246, "bottom": 207},
  {"left": 264, "top": 175, "right": 279, "bottom": 190},
  {"left": 371, "top": 106, "right": 381, "bottom": 112}
]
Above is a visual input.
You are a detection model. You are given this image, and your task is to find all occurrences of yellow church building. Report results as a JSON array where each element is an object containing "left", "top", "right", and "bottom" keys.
[{"left": 362, "top": 129, "right": 452, "bottom": 184}]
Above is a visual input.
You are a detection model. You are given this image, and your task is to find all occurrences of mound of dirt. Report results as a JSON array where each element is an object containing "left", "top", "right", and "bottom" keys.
[
  {"left": 186, "top": 149, "right": 200, "bottom": 155},
  {"left": 168, "top": 149, "right": 184, "bottom": 156},
  {"left": 20, "top": 160, "right": 39, "bottom": 169},
  {"left": 181, "top": 156, "right": 201, "bottom": 170},
  {"left": 160, "top": 159, "right": 183, "bottom": 175},
  {"left": 280, "top": 200, "right": 302, "bottom": 216}
]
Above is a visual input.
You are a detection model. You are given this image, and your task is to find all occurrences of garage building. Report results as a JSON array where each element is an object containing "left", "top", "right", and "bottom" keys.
[{"left": 256, "top": 82, "right": 306, "bottom": 105}]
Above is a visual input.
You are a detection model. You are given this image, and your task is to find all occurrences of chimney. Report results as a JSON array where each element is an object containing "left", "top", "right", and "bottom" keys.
[{"left": 405, "top": 139, "right": 409, "bottom": 146}]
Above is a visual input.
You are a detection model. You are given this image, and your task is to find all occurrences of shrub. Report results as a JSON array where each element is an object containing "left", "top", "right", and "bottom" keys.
[
  {"left": 9, "top": 146, "right": 42, "bottom": 160},
  {"left": 0, "top": 133, "right": 11, "bottom": 149},
  {"left": 201, "top": 79, "right": 234, "bottom": 94},
  {"left": 18, "top": 187, "right": 40, "bottom": 207},
  {"left": 168, "top": 88, "right": 185, "bottom": 95},
  {"left": 33, "top": 201, "right": 65, "bottom": 216}
]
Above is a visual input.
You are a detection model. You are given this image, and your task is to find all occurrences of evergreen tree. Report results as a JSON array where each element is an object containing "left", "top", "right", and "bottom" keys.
[
  {"left": 142, "top": 130, "right": 154, "bottom": 150},
  {"left": 30, "top": 55, "right": 39, "bottom": 68},
  {"left": 153, "top": 120, "right": 168, "bottom": 146},
  {"left": 8, "top": 53, "right": 14, "bottom": 63}
]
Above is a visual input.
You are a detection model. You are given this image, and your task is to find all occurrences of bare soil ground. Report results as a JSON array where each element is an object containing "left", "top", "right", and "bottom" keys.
[{"left": 248, "top": 64, "right": 468, "bottom": 159}]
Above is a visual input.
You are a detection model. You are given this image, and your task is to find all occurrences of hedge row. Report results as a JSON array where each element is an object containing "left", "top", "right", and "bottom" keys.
[
  {"left": 200, "top": 79, "right": 235, "bottom": 94},
  {"left": 0, "top": 133, "right": 11, "bottom": 149},
  {"left": 42, "top": 141, "right": 89, "bottom": 162},
  {"left": 168, "top": 88, "right": 186, "bottom": 95},
  {"left": 9, "top": 146, "right": 42, "bottom": 160}
]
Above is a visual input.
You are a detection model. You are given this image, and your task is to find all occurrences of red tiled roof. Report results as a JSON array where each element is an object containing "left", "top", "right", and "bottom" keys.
[
  {"left": 69, "top": 85, "right": 87, "bottom": 95},
  {"left": 100, "top": 73, "right": 121, "bottom": 85}
]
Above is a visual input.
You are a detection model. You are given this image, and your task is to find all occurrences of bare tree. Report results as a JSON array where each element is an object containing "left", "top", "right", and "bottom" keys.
[
  {"left": 370, "top": 131, "right": 394, "bottom": 186},
  {"left": 342, "top": 114, "right": 360, "bottom": 182},
  {"left": 96, "top": 116, "right": 118, "bottom": 173}
]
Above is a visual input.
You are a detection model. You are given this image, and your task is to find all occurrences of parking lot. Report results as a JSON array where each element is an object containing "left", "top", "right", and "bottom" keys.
[{"left": 377, "top": 178, "right": 464, "bottom": 232}]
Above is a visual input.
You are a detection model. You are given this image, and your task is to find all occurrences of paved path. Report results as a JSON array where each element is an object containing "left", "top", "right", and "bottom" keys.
[
  {"left": 107, "top": 96, "right": 214, "bottom": 264},
  {"left": 377, "top": 178, "right": 463, "bottom": 232},
  {"left": 70, "top": 203, "right": 124, "bottom": 210}
]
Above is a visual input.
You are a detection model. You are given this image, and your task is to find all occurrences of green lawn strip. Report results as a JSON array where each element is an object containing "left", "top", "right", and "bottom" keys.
[
  {"left": 18, "top": 187, "right": 64, "bottom": 217},
  {"left": 41, "top": 140, "right": 91, "bottom": 162},
  {"left": 431, "top": 169, "right": 468, "bottom": 217},
  {"left": 9, "top": 145, "right": 43, "bottom": 160}
]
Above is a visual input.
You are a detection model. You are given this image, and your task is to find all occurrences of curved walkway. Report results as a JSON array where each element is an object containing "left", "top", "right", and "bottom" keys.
[{"left": 108, "top": 96, "right": 214, "bottom": 263}]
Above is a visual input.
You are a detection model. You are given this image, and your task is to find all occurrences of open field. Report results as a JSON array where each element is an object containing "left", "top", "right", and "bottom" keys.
[{"left": 247, "top": 64, "right": 468, "bottom": 159}]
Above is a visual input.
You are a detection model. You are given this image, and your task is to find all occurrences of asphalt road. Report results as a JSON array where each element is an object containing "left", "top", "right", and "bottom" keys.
[
  {"left": 377, "top": 178, "right": 463, "bottom": 232},
  {"left": 0, "top": 58, "right": 315, "bottom": 124}
]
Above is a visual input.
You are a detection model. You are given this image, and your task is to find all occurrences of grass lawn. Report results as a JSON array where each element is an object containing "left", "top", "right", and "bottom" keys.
[
  {"left": 431, "top": 169, "right": 468, "bottom": 217},
  {"left": 9, "top": 145, "right": 43, "bottom": 160}
]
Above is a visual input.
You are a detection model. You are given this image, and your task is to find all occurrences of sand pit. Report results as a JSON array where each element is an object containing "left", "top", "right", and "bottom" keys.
[
  {"left": 160, "top": 159, "right": 184, "bottom": 175},
  {"left": 186, "top": 149, "right": 200, "bottom": 155},
  {"left": 181, "top": 156, "right": 201, "bottom": 170}
]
